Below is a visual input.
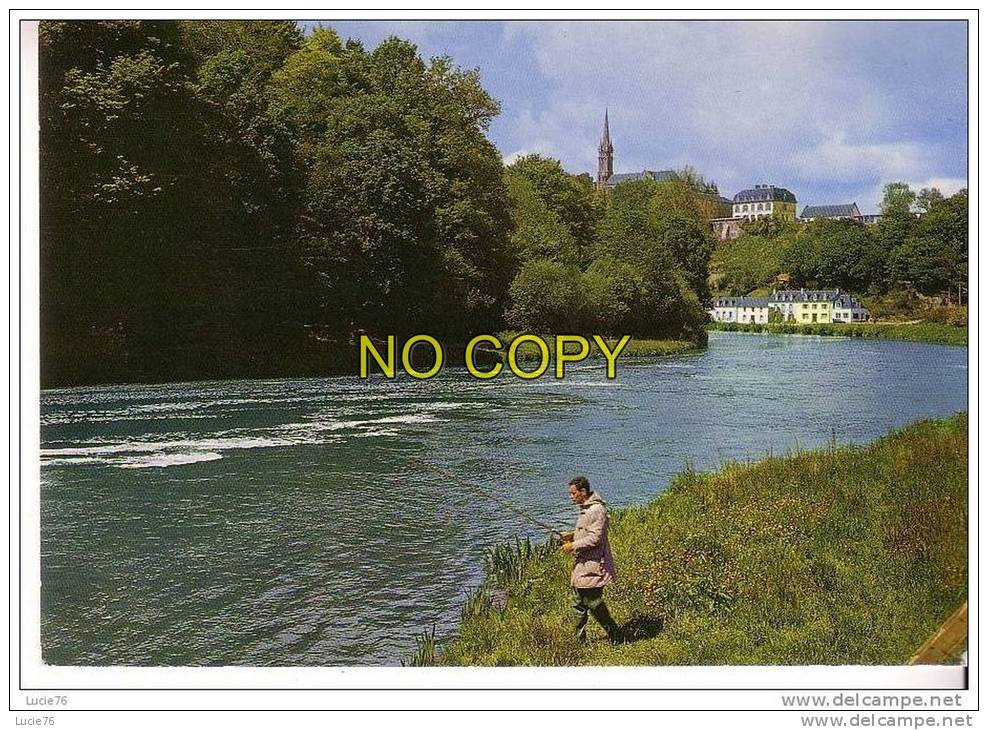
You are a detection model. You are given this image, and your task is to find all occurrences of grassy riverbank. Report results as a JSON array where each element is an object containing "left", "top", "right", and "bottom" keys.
[
  {"left": 707, "top": 321, "right": 968, "bottom": 346},
  {"left": 498, "top": 332, "right": 706, "bottom": 361},
  {"left": 426, "top": 414, "right": 968, "bottom": 666}
]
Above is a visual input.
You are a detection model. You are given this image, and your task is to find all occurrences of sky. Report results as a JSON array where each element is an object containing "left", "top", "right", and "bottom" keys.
[{"left": 305, "top": 20, "right": 968, "bottom": 213}]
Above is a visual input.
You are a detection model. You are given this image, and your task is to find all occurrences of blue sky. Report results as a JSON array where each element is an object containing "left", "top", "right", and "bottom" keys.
[{"left": 305, "top": 20, "right": 967, "bottom": 212}]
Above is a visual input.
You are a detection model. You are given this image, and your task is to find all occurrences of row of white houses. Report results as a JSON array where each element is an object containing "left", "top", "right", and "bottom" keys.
[{"left": 709, "top": 289, "right": 872, "bottom": 325}]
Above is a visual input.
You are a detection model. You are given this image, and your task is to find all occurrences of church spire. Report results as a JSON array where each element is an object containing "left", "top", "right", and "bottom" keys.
[{"left": 597, "top": 109, "right": 614, "bottom": 187}]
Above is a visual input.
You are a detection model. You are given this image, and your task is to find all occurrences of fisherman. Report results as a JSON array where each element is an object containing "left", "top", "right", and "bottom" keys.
[{"left": 561, "top": 476, "right": 623, "bottom": 644}]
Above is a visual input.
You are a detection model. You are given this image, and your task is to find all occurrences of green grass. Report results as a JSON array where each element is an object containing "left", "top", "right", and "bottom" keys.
[
  {"left": 707, "top": 321, "right": 968, "bottom": 346},
  {"left": 497, "top": 332, "right": 706, "bottom": 361},
  {"left": 431, "top": 415, "right": 968, "bottom": 666}
]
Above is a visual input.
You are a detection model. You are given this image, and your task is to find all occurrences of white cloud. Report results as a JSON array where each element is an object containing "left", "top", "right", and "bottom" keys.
[
  {"left": 907, "top": 177, "right": 968, "bottom": 196},
  {"left": 792, "top": 133, "right": 931, "bottom": 183},
  {"left": 499, "top": 21, "right": 966, "bottom": 203},
  {"left": 854, "top": 177, "right": 968, "bottom": 212}
]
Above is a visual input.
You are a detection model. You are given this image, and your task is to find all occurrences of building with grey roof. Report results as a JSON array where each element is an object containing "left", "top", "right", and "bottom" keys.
[
  {"left": 769, "top": 289, "right": 840, "bottom": 302},
  {"left": 709, "top": 296, "right": 771, "bottom": 324},
  {"left": 603, "top": 169, "right": 677, "bottom": 189},
  {"left": 709, "top": 289, "right": 871, "bottom": 324},
  {"left": 732, "top": 184, "right": 798, "bottom": 222},
  {"left": 799, "top": 203, "right": 862, "bottom": 221}
]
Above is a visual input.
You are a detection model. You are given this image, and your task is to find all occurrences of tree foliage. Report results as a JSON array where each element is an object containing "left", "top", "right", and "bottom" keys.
[
  {"left": 40, "top": 21, "right": 518, "bottom": 384},
  {"left": 501, "top": 161, "right": 711, "bottom": 339}
]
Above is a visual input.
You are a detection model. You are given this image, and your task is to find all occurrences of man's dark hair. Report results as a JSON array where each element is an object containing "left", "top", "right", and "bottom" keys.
[{"left": 569, "top": 476, "right": 591, "bottom": 494}]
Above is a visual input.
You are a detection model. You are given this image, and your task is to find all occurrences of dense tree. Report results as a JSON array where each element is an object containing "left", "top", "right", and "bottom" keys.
[
  {"left": 888, "top": 189, "right": 967, "bottom": 295},
  {"left": 782, "top": 220, "right": 887, "bottom": 292},
  {"left": 649, "top": 216, "right": 714, "bottom": 301},
  {"left": 915, "top": 186, "right": 945, "bottom": 214},
  {"left": 41, "top": 21, "right": 217, "bottom": 382},
  {"left": 887, "top": 237, "right": 963, "bottom": 296},
  {"left": 880, "top": 182, "right": 918, "bottom": 218},
  {"left": 597, "top": 179, "right": 714, "bottom": 302},
  {"left": 40, "top": 21, "right": 522, "bottom": 385},
  {"left": 648, "top": 167, "right": 729, "bottom": 227},
  {"left": 594, "top": 180, "right": 709, "bottom": 336},
  {"left": 504, "top": 154, "right": 601, "bottom": 263},
  {"left": 285, "top": 34, "right": 514, "bottom": 339},
  {"left": 507, "top": 259, "right": 589, "bottom": 333},
  {"left": 709, "top": 233, "right": 795, "bottom": 295},
  {"left": 40, "top": 20, "right": 318, "bottom": 384},
  {"left": 504, "top": 174, "right": 578, "bottom": 265},
  {"left": 916, "top": 189, "right": 968, "bottom": 258}
]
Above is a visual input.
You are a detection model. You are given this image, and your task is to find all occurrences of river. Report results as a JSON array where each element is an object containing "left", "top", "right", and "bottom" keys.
[{"left": 39, "top": 332, "right": 968, "bottom": 665}]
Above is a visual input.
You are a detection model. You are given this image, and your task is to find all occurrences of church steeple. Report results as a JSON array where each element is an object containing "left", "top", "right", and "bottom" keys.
[{"left": 597, "top": 109, "right": 614, "bottom": 186}]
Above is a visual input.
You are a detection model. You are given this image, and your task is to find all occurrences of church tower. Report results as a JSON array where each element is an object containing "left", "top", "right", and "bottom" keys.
[{"left": 596, "top": 109, "right": 614, "bottom": 187}]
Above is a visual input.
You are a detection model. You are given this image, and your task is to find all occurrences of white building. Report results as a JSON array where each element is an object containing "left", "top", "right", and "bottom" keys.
[
  {"left": 831, "top": 292, "right": 871, "bottom": 322},
  {"left": 711, "top": 289, "right": 871, "bottom": 324},
  {"left": 709, "top": 296, "right": 770, "bottom": 324},
  {"left": 768, "top": 289, "right": 871, "bottom": 323},
  {"left": 732, "top": 185, "right": 798, "bottom": 222}
]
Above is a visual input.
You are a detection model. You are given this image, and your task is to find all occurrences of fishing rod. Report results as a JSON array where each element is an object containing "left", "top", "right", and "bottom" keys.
[{"left": 408, "top": 457, "right": 565, "bottom": 538}]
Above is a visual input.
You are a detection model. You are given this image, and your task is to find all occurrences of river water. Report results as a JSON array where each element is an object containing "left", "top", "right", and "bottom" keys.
[{"left": 39, "top": 332, "right": 968, "bottom": 665}]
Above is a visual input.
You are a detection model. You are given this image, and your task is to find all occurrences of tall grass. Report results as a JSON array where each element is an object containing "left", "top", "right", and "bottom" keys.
[
  {"left": 438, "top": 414, "right": 968, "bottom": 666},
  {"left": 484, "top": 537, "right": 559, "bottom": 587},
  {"left": 707, "top": 321, "right": 967, "bottom": 346},
  {"left": 401, "top": 538, "right": 560, "bottom": 666},
  {"left": 403, "top": 626, "right": 440, "bottom": 667}
]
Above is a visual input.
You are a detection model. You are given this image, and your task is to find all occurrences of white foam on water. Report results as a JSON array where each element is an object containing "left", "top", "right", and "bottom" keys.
[
  {"left": 280, "top": 412, "right": 446, "bottom": 433},
  {"left": 41, "top": 435, "right": 295, "bottom": 459},
  {"left": 42, "top": 412, "right": 226, "bottom": 426},
  {"left": 40, "top": 456, "right": 107, "bottom": 467},
  {"left": 371, "top": 413, "right": 442, "bottom": 424},
  {"left": 42, "top": 402, "right": 461, "bottom": 471},
  {"left": 351, "top": 428, "right": 400, "bottom": 438},
  {"left": 115, "top": 452, "right": 224, "bottom": 469}
]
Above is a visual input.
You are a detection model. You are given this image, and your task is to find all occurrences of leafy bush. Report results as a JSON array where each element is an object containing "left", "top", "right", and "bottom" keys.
[
  {"left": 923, "top": 306, "right": 967, "bottom": 327},
  {"left": 507, "top": 259, "right": 589, "bottom": 332},
  {"left": 709, "top": 234, "right": 794, "bottom": 295}
]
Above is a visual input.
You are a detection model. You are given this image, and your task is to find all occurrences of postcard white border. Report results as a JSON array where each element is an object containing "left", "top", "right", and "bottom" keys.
[{"left": 9, "top": 6, "right": 980, "bottom": 714}]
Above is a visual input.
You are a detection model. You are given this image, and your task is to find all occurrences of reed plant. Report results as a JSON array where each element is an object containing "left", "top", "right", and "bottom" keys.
[
  {"left": 403, "top": 626, "right": 440, "bottom": 667},
  {"left": 706, "top": 321, "right": 967, "bottom": 346}
]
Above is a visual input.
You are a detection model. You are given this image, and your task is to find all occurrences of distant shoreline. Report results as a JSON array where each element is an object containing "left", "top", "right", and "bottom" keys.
[
  {"left": 706, "top": 321, "right": 968, "bottom": 346},
  {"left": 43, "top": 325, "right": 970, "bottom": 390}
]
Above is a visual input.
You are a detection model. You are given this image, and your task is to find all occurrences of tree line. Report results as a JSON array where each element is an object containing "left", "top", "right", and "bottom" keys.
[{"left": 40, "top": 21, "right": 715, "bottom": 385}]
